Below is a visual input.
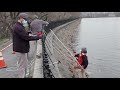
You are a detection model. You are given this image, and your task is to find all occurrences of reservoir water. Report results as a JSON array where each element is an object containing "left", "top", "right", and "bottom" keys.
[{"left": 75, "top": 17, "right": 120, "bottom": 78}]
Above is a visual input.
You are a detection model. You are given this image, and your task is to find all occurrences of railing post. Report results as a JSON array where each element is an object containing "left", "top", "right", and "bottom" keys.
[{"left": 42, "top": 30, "right": 55, "bottom": 78}]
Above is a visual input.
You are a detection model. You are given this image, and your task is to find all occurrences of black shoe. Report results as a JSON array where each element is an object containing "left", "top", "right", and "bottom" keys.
[
  {"left": 24, "top": 76, "right": 32, "bottom": 78},
  {"left": 72, "top": 75, "right": 75, "bottom": 78}
]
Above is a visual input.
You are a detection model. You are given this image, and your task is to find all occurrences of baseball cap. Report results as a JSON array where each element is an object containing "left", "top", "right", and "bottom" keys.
[{"left": 18, "top": 13, "right": 29, "bottom": 20}]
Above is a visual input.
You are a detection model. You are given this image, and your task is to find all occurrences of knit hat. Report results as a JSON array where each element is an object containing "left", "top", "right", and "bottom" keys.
[
  {"left": 81, "top": 47, "right": 87, "bottom": 53},
  {"left": 18, "top": 13, "right": 29, "bottom": 20}
]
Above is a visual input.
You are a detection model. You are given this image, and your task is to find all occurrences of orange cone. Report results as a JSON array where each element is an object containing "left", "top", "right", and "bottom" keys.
[{"left": 0, "top": 50, "right": 7, "bottom": 68}]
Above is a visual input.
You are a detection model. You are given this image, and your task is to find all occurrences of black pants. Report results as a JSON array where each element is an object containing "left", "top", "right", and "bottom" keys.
[{"left": 83, "top": 65, "right": 88, "bottom": 69}]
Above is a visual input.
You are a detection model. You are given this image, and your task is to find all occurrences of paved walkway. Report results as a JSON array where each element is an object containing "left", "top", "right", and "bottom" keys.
[{"left": 0, "top": 41, "right": 37, "bottom": 78}]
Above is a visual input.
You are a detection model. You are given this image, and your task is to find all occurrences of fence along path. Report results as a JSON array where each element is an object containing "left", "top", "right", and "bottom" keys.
[{"left": 43, "top": 29, "right": 88, "bottom": 78}]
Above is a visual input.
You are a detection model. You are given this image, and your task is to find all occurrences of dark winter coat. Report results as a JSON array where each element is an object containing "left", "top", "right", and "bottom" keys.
[
  {"left": 12, "top": 22, "right": 41, "bottom": 53},
  {"left": 75, "top": 53, "right": 88, "bottom": 69}
]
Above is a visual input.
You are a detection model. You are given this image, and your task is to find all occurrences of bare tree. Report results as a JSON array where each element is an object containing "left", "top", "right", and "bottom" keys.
[
  {"left": 10, "top": 12, "right": 20, "bottom": 25},
  {"left": 0, "top": 12, "right": 80, "bottom": 39},
  {"left": 0, "top": 12, "right": 20, "bottom": 39}
]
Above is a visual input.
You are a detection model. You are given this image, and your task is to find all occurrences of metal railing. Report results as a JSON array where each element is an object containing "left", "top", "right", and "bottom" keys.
[
  {"left": 42, "top": 30, "right": 55, "bottom": 78},
  {"left": 42, "top": 28, "right": 88, "bottom": 78}
]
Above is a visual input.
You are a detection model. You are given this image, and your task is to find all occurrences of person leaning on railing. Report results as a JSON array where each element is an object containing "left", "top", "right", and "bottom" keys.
[
  {"left": 30, "top": 15, "right": 49, "bottom": 35},
  {"left": 30, "top": 15, "right": 49, "bottom": 56}
]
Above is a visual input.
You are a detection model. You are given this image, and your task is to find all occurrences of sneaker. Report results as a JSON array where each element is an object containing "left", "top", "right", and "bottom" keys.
[
  {"left": 72, "top": 75, "right": 75, "bottom": 78},
  {"left": 24, "top": 75, "right": 32, "bottom": 78},
  {"left": 12, "top": 51, "right": 16, "bottom": 54}
]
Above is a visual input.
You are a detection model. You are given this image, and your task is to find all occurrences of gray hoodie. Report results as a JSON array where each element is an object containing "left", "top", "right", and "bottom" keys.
[{"left": 30, "top": 19, "right": 48, "bottom": 34}]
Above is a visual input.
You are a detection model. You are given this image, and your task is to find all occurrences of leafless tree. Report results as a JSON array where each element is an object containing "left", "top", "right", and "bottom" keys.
[
  {"left": 0, "top": 12, "right": 80, "bottom": 39},
  {"left": 0, "top": 12, "right": 20, "bottom": 39}
]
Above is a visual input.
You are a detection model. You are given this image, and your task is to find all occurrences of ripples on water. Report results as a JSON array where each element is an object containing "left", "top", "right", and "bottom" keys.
[{"left": 74, "top": 17, "right": 120, "bottom": 78}]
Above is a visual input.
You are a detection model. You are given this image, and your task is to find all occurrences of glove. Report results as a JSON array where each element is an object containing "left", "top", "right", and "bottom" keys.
[
  {"left": 46, "top": 22, "right": 49, "bottom": 26},
  {"left": 37, "top": 32, "right": 42, "bottom": 36},
  {"left": 27, "top": 30, "right": 32, "bottom": 34}
]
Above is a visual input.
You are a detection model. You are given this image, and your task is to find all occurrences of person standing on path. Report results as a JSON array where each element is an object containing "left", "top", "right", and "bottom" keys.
[{"left": 12, "top": 13, "right": 42, "bottom": 78}]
